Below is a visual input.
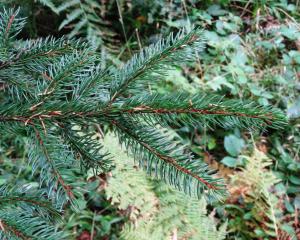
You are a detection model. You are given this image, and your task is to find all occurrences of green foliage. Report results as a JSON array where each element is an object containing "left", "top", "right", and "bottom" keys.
[
  {"left": 104, "top": 134, "right": 158, "bottom": 221},
  {"left": 224, "top": 134, "right": 245, "bottom": 157},
  {"left": 0, "top": 7, "right": 287, "bottom": 238},
  {"left": 0, "top": 1, "right": 298, "bottom": 239}
]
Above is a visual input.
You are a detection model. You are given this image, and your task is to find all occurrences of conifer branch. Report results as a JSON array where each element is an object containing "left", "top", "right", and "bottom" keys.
[
  {"left": 108, "top": 28, "right": 205, "bottom": 104},
  {"left": 62, "top": 127, "right": 112, "bottom": 173},
  {"left": 29, "top": 127, "right": 76, "bottom": 201},
  {"left": 0, "top": 220, "right": 30, "bottom": 240},
  {"left": 0, "top": 211, "right": 65, "bottom": 239},
  {"left": 0, "top": 8, "right": 25, "bottom": 50},
  {"left": 0, "top": 92, "right": 286, "bottom": 130},
  {"left": 116, "top": 93, "right": 287, "bottom": 129},
  {"left": 0, "top": 185, "right": 60, "bottom": 218},
  {"left": 111, "top": 117, "right": 226, "bottom": 200}
]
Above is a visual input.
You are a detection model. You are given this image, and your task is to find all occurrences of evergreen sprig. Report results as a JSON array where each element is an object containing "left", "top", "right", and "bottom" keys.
[
  {"left": 0, "top": 8, "right": 287, "bottom": 239},
  {"left": 112, "top": 117, "right": 226, "bottom": 200},
  {"left": 115, "top": 92, "right": 286, "bottom": 130},
  {"left": 0, "top": 185, "right": 60, "bottom": 218},
  {"left": 0, "top": 185, "right": 64, "bottom": 239},
  {"left": 0, "top": 211, "right": 65, "bottom": 240},
  {"left": 109, "top": 28, "right": 205, "bottom": 102}
]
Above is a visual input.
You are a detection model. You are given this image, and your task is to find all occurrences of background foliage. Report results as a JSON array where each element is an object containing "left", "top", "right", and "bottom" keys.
[{"left": 0, "top": 0, "right": 299, "bottom": 239}]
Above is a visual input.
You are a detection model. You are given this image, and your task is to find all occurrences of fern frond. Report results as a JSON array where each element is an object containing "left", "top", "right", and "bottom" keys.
[
  {"left": 231, "top": 149, "right": 294, "bottom": 239},
  {"left": 104, "top": 135, "right": 157, "bottom": 220},
  {"left": 41, "top": 0, "right": 112, "bottom": 49},
  {"left": 56, "top": 0, "right": 81, "bottom": 13},
  {"left": 37, "top": 0, "right": 58, "bottom": 13},
  {"left": 103, "top": 134, "right": 226, "bottom": 240},
  {"left": 103, "top": 134, "right": 227, "bottom": 240}
]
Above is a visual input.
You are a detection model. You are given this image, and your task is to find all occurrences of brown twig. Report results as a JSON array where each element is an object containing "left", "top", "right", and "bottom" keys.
[
  {"left": 0, "top": 220, "right": 30, "bottom": 240},
  {"left": 34, "top": 127, "right": 74, "bottom": 199}
]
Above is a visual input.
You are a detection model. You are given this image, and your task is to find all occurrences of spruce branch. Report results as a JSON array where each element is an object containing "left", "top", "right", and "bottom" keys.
[
  {"left": 0, "top": 8, "right": 25, "bottom": 52},
  {"left": 37, "top": 49, "right": 94, "bottom": 99},
  {"left": 114, "top": 93, "right": 287, "bottom": 130},
  {"left": 1, "top": 91, "right": 287, "bottom": 131},
  {"left": 71, "top": 64, "right": 108, "bottom": 100},
  {"left": 0, "top": 211, "right": 66, "bottom": 240},
  {"left": 0, "top": 185, "right": 61, "bottom": 220},
  {"left": 11, "top": 37, "right": 82, "bottom": 67},
  {"left": 0, "top": 186, "right": 64, "bottom": 239},
  {"left": 28, "top": 127, "right": 77, "bottom": 203},
  {"left": 62, "top": 126, "right": 112, "bottom": 173},
  {"left": 108, "top": 28, "right": 206, "bottom": 104},
  {"left": 112, "top": 117, "right": 226, "bottom": 201}
]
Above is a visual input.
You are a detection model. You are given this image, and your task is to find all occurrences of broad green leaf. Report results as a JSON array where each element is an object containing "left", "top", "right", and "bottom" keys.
[
  {"left": 224, "top": 135, "right": 245, "bottom": 157},
  {"left": 221, "top": 156, "right": 237, "bottom": 167},
  {"left": 289, "top": 175, "right": 300, "bottom": 185},
  {"left": 207, "top": 5, "right": 227, "bottom": 16},
  {"left": 287, "top": 97, "right": 300, "bottom": 119}
]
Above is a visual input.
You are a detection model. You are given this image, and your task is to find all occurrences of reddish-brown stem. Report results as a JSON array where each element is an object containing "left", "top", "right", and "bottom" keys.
[
  {"left": 121, "top": 106, "right": 274, "bottom": 124},
  {"left": 34, "top": 128, "right": 74, "bottom": 199},
  {"left": 5, "top": 14, "right": 15, "bottom": 37},
  {"left": 0, "top": 105, "right": 274, "bottom": 126},
  {"left": 0, "top": 220, "right": 30, "bottom": 240}
]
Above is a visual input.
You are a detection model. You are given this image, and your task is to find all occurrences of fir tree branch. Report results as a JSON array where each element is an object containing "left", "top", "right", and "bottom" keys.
[
  {"left": 0, "top": 219, "right": 30, "bottom": 240},
  {"left": 108, "top": 28, "right": 205, "bottom": 104},
  {"left": 0, "top": 211, "right": 66, "bottom": 240},
  {"left": 61, "top": 126, "right": 112, "bottom": 173},
  {"left": 0, "top": 91, "right": 286, "bottom": 130},
  {"left": 111, "top": 117, "right": 226, "bottom": 200},
  {"left": 30, "top": 127, "right": 76, "bottom": 201},
  {"left": 0, "top": 37, "right": 85, "bottom": 70},
  {"left": 115, "top": 93, "right": 287, "bottom": 129},
  {"left": 0, "top": 185, "right": 60, "bottom": 218},
  {"left": 1, "top": 196, "right": 52, "bottom": 211},
  {"left": 0, "top": 8, "right": 25, "bottom": 51},
  {"left": 0, "top": 10, "right": 288, "bottom": 237},
  {"left": 39, "top": 50, "right": 93, "bottom": 98}
]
